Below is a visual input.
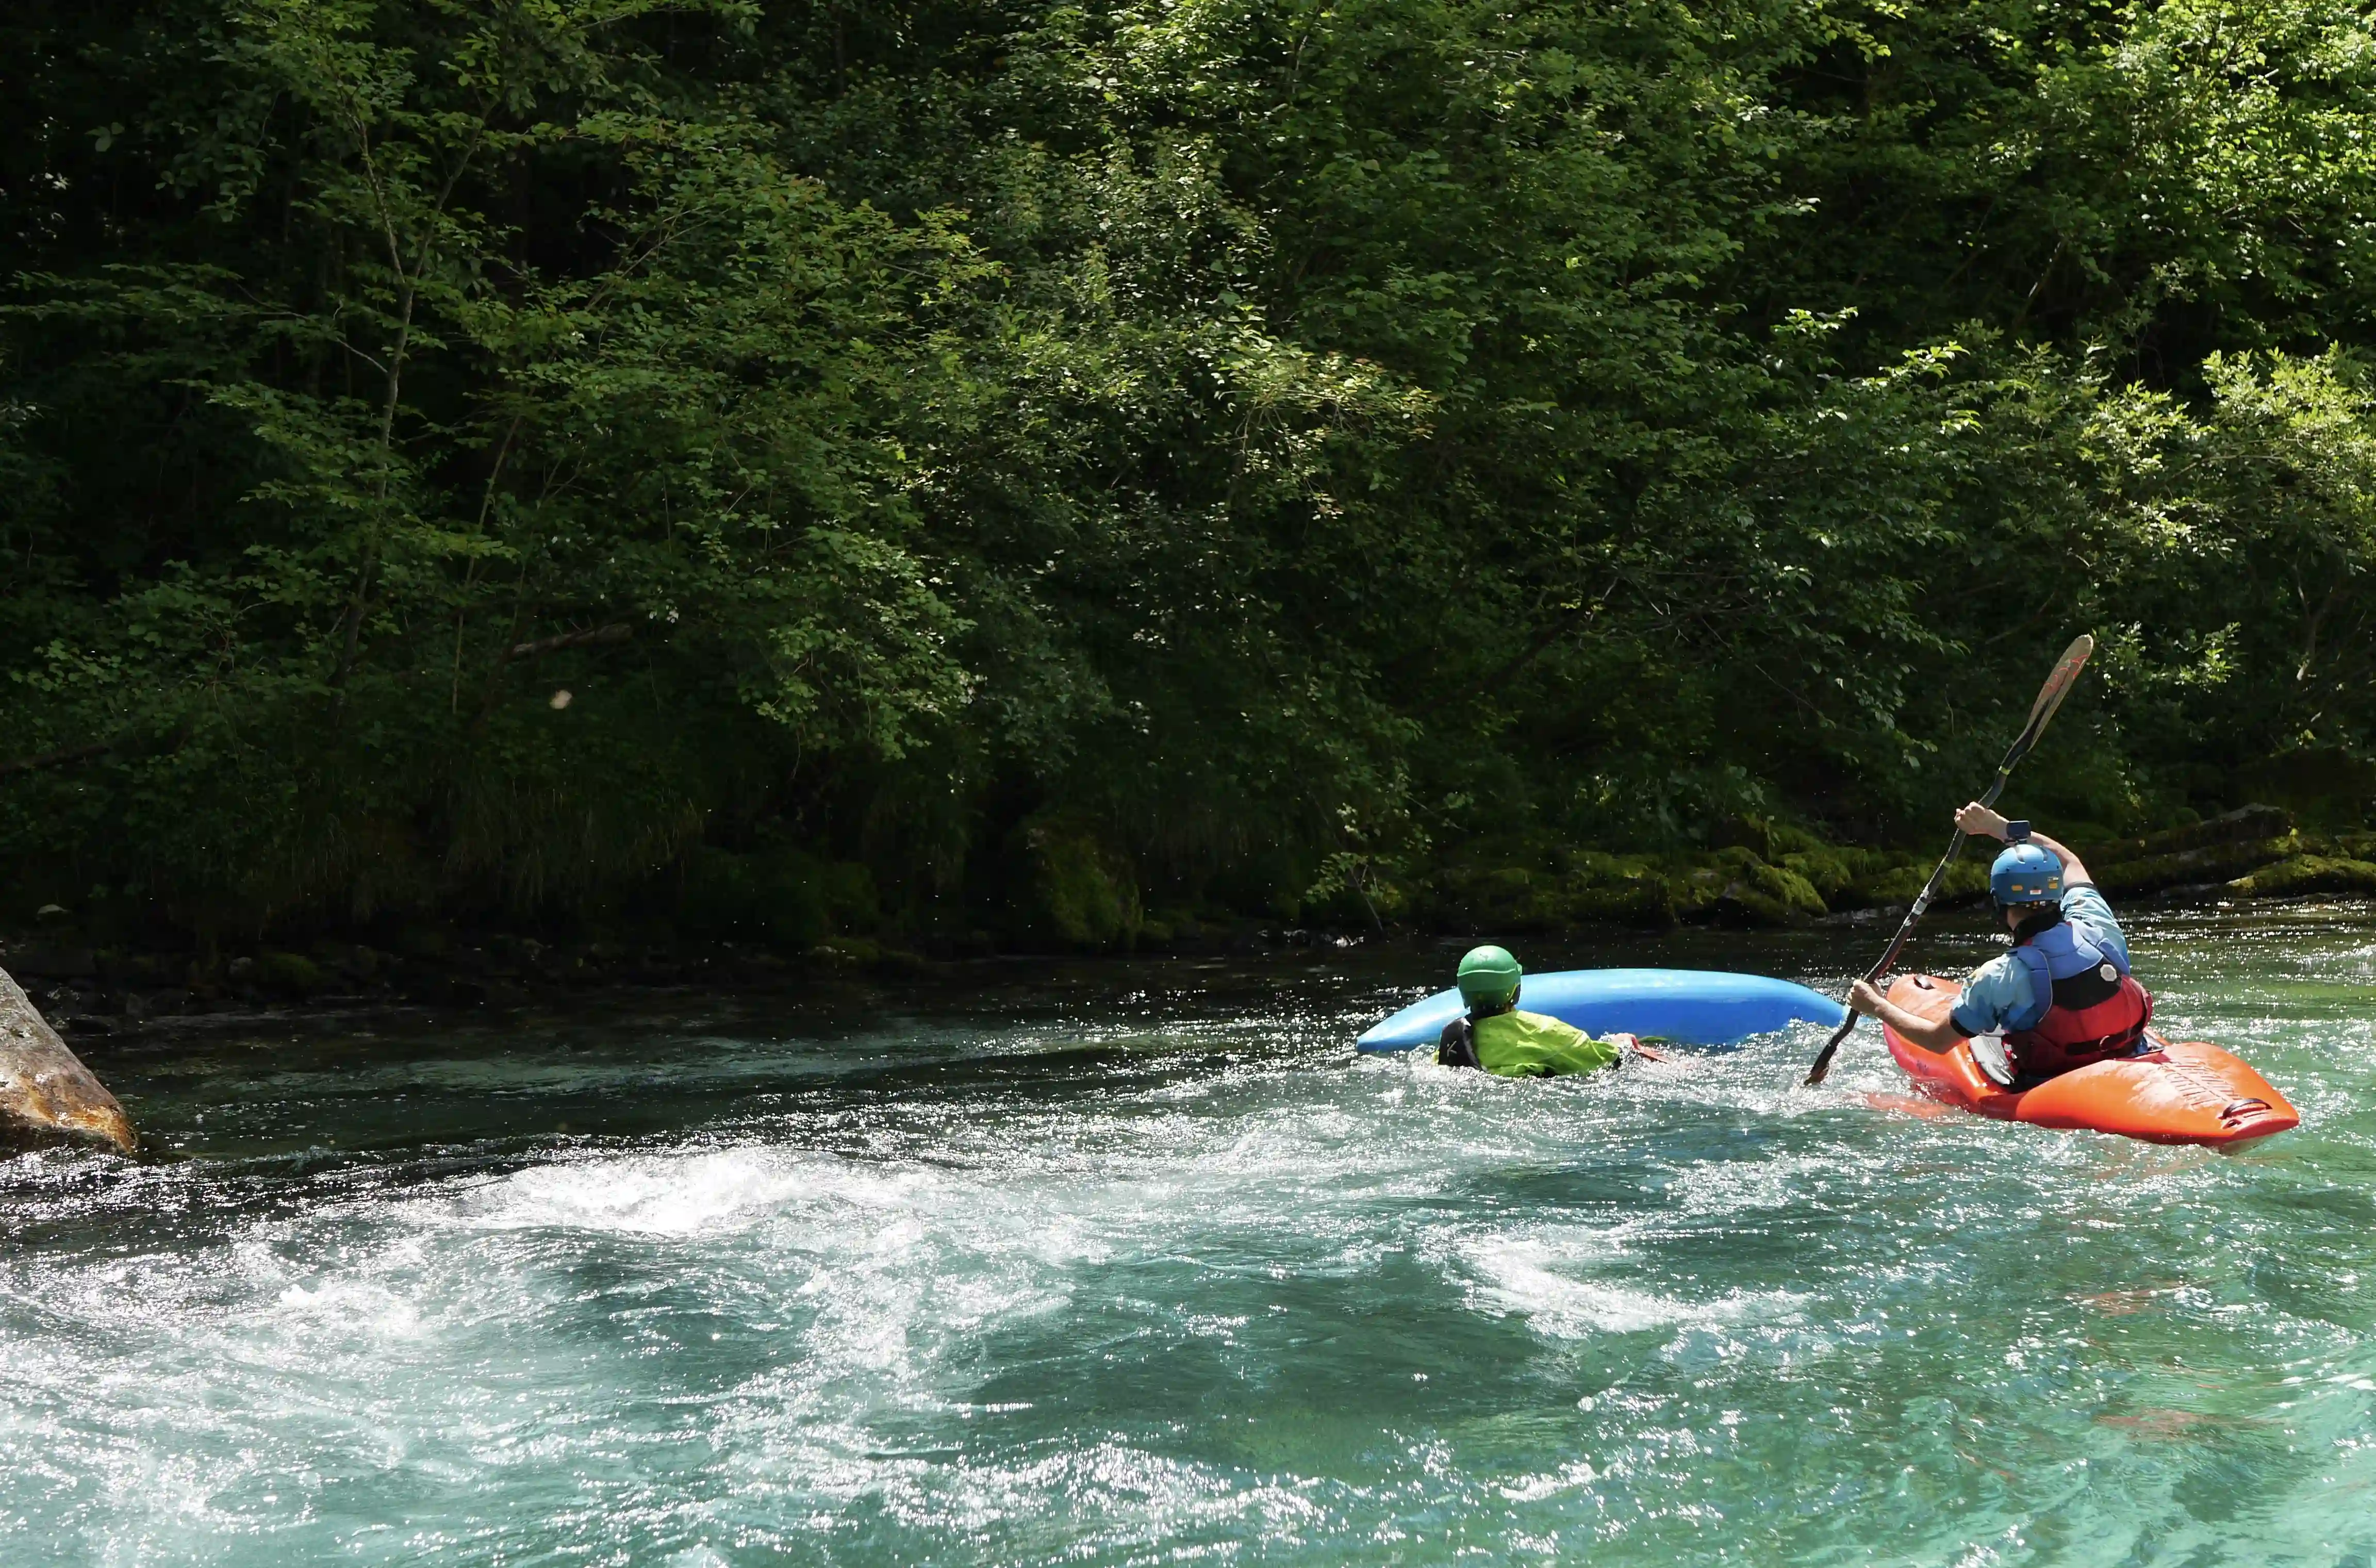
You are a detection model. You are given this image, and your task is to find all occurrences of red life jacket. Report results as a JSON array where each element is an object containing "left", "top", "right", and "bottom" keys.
[{"left": 2003, "top": 911, "right": 2153, "bottom": 1078}]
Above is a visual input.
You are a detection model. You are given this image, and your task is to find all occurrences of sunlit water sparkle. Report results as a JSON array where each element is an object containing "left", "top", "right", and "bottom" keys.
[{"left": 5, "top": 906, "right": 2374, "bottom": 1564}]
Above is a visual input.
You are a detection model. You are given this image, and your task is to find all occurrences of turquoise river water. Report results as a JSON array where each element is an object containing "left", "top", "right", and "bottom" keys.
[{"left": 5, "top": 904, "right": 2375, "bottom": 1565}]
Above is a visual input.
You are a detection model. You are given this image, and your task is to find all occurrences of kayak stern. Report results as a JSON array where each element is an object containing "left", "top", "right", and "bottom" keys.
[{"left": 1878, "top": 973, "right": 2298, "bottom": 1147}]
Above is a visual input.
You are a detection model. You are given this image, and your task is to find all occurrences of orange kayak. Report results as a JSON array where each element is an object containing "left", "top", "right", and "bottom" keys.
[{"left": 1878, "top": 974, "right": 2298, "bottom": 1146}]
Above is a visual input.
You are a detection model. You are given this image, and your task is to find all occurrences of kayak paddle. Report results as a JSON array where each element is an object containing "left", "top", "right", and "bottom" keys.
[{"left": 1802, "top": 633, "right": 2096, "bottom": 1087}]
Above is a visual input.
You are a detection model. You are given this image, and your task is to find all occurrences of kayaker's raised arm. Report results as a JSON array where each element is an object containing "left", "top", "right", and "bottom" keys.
[
  {"left": 2025, "top": 831, "right": 2089, "bottom": 887},
  {"left": 1955, "top": 803, "right": 2092, "bottom": 887},
  {"left": 1846, "top": 979, "right": 1967, "bottom": 1055}
]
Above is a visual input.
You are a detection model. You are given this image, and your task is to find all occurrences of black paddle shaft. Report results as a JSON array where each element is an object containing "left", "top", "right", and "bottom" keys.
[{"left": 1802, "top": 634, "right": 2094, "bottom": 1087}]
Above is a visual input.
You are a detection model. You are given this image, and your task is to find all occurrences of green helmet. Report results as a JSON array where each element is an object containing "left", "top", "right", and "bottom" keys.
[{"left": 1456, "top": 945, "right": 1523, "bottom": 1009}]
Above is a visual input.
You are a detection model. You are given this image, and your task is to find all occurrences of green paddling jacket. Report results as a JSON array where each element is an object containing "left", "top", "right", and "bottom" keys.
[{"left": 1470, "top": 1008, "right": 1621, "bottom": 1077}]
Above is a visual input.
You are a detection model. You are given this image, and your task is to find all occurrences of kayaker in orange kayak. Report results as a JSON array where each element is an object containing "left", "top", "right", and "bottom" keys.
[{"left": 1845, "top": 805, "right": 2152, "bottom": 1087}]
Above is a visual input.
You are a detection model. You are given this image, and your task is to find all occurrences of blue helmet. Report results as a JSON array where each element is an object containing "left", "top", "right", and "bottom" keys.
[{"left": 1990, "top": 842, "right": 2063, "bottom": 905}]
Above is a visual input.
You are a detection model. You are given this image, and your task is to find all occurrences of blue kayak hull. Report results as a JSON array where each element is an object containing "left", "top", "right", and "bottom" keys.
[{"left": 1356, "top": 967, "right": 1845, "bottom": 1053}]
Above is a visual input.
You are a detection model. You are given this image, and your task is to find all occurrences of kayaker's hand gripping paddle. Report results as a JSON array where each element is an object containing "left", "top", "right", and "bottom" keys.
[{"left": 1803, "top": 633, "right": 2095, "bottom": 1087}]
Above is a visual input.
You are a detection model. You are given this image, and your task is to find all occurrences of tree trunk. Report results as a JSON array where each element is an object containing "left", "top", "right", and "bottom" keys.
[{"left": 0, "top": 966, "right": 137, "bottom": 1154}]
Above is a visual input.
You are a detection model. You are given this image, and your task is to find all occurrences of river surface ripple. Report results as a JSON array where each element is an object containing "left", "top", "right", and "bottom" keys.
[{"left": 4, "top": 907, "right": 2374, "bottom": 1565}]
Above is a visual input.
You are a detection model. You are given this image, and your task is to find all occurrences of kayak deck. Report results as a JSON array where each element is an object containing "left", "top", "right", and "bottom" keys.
[{"left": 1878, "top": 973, "right": 2298, "bottom": 1146}]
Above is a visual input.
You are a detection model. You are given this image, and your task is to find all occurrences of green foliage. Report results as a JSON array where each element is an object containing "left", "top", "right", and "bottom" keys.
[
  {"left": 7, "top": 0, "right": 2376, "bottom": 940},
  {"left": 251, "top": 950, "right": 332, "bottom": 996},
  {"left": 1005, "top": 811, "right": 1142, "bottom": 950}
]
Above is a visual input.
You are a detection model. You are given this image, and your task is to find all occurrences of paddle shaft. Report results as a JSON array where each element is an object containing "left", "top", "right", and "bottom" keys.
[
  {"left": 1802, "top": 634, "right": 2094, "bottom": 1087},
  {"left": 1801, "top": 775, "right": 2005, "bottom": 1086}
]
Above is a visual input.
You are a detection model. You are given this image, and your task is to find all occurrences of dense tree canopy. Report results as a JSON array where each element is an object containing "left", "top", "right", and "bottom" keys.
[{"left": 5, "top": 0, "right": 2375, "bottom": 942}]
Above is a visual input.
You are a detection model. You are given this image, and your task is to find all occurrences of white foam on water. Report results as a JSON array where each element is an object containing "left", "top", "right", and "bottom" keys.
[
  {"left": 0, "top": 1135, "right": 1206, "bottom": 1564},
  {"left": 269, "top": 1277, "right": 425, "bottom": 1341},
  {"left": 2, "top": 935, "right": 2370, "bottom": 1565},
  {"left": 822, "top": 1437, "right": 1329, "bottom": 1552},
  {"left": 442, "top": 1144, "right": 886, "bottom": 1237},
  {"left": 1673, "top": 1150, "right": 1832, "bottom": 1217},
  {"left": 1453, "top": 1229, "right": 1798, "bottom": 1341}
]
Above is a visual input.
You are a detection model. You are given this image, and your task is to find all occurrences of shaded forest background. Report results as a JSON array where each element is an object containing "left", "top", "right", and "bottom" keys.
[{"left": 6, "top": 0, "right": 2376, "bottom": 952}]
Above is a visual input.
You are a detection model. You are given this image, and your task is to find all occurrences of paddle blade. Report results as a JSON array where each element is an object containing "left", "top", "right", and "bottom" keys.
[
  {"left": 2006, "top": 633, "right": 2093, "bottom": 763},
  {"left": 1806, "top": 634, "right": 2092, "bottom": 1090}
]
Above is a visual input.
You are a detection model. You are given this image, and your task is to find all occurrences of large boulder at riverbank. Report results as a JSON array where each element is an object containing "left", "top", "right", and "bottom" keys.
[
  {"left": 2073, "top": 804, "right": 2376, "bottom": 901},
  {"left": 1806, "top": 851, "right": 1991, "bottom": 911},
  {"left": 2087, "top": 805, "right": 2300, "bottom": 896},
  {"left": 2225, "top": 853, "right": 2376, "bottom": 898},
  {"left": 1003, "top": 812, "right": 1143, "bottom": 950},
  {"left": 1417, "top": 803, "right": 2376, "bottom": 937},
  {"left": 0, "top": 965, "right": 136, "bottom": 1154},
  {"left": 1671, "top": 847, "right": 1830, "bottom": 926},
  {"left": 1428, "top": 844, "right": 1844, "bottom": 931},
  {"left": 1428, "top": 854, "right": 1669, "bottom": 930}
]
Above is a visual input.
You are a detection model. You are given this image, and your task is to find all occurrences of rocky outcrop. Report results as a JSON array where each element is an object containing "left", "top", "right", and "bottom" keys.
[
  {"left": 1003, "top": 811, "right": 1143, "bottom": 950},
  {"left": 1427, "top": 843, "right": 1898, "bottom": 932},
  {"left": 0, "top": 965, "right": 136, "bottom": 1154},
  {"left": 1412, "top": 801, "right": 2376, "bottom": 935},
  {"left": 1670, "top": 847, "right": 1830, "bottom": 926},
  {"left": 2071, "top": 805, "right": 2376, "bottom": 901},
  {"left": 2225, "top": 853, "right": 2376, "bottom": 898},
  {"left": 2089, "top": 805, "right": 2302, "bottom": 896}
]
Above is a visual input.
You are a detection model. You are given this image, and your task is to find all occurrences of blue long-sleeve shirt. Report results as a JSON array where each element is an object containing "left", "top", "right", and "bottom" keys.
[{"left": 1949, "top": 883, "right": 2131, "bottom": 1038}]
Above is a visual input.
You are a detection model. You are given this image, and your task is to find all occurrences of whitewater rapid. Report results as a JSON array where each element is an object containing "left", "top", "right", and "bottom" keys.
[{"left": 2, "top": 911, "right": 2371, "bottom": 1564}]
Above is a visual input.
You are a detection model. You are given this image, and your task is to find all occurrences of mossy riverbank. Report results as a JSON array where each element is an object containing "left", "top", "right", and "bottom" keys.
[
  {"left": 5, "top": 807, "right": 2373, "bottom": 1040},
  {"left": 1366, "top": 805, "right": 2376, "bottom": 936}
]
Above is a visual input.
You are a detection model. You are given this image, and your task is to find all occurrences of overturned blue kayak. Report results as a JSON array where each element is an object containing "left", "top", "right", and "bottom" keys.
[{"left": 1356, "top": 967, "right": 1846, "bottom": 1053}]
